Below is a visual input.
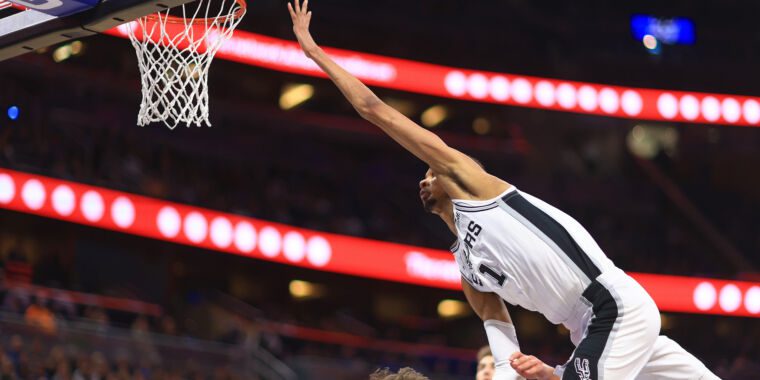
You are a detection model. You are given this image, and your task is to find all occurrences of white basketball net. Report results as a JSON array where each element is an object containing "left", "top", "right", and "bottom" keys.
[{"left": 126, "top": 0, "right": 245, "bottom": 129}]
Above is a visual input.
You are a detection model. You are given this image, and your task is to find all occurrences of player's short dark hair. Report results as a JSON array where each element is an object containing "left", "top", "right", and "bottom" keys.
[
  {"left": 369, "top": 367, "right": 430, "bottom": 380},
  {"left": 477, "top": 345, "right": 492, "bottom": 362}
]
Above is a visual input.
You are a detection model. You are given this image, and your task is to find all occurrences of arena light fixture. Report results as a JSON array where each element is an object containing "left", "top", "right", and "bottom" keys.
[
  {"left": 421, "top": 105, "right": 447, "bottom": 128},
  {"left": 472, "top": 117, "right": 491, "bottom": 135},
  {"left": 384, "top": 97, "right": 416, "bottom": 117},
  {"left": 289, "top": 279, "right": 326, "bottom": 300},
  {"left": 52, "top": 44, "right": 72, "bottom": 63},
  {"left": 437, "top": 299, "right": 470, "bottom": 319},
  {"left": 7, "top": 105, "right": 19, "bottom": 120},
  {"left": 279, "top": 83, "right": 314, "bottom": 110},
  {"left": 642, "top": 34, "right": 658, "bottom": 50}
]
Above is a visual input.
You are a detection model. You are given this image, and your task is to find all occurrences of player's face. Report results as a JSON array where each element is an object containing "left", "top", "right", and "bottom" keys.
[
  {"left": 476, "top": 355, "right": 495, "bottom": 380},
  {"left": 419, "top": 168, "right": 447, "bottom": 213}
]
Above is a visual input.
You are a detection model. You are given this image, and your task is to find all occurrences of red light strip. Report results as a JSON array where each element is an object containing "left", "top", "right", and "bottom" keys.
[
  {"left": 261, "top": 321, "right": 476, "bottom": 360},
  {"left": 1, "top": 168, "right": 758, "bottom": 318},
  {"left": 6, "top": 2, "right": 760, "bottom": 127},
  {"left": 98, "top": 22, "right": 760, "bottom": 127},
  {"left": 5, "top": 282, "right": 162, "bottom": 316}
]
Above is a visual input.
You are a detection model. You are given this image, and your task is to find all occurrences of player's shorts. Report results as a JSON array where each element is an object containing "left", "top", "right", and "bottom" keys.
[{"left": 555, "top": 270, "right": 720, "bottom": 380}]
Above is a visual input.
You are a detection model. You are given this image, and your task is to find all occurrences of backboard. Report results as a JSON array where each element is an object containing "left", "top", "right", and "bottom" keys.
[{"left": 0, "top": 0, "right": 193, "bottom": 61}]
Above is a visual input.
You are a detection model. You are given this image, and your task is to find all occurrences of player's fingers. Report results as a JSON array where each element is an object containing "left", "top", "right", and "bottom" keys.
[
  {"left": 294, "top": 0, "right": 300, "bottom": 13},
  {"left": 524, "top": 361, "right": 543, "bottom": 376},
  {"left": 513, "top": 357, "right": 531, "bottom": 370},
  {"left": 516, "top": 356, "right": 537, "bottom": 371},
  {"left": 509, "top": 351, "right": 523, "bottom": 362},
  {"left": 510, "top": 355, "right": 523, "bottom": 368},
  {"left": 287, "top": 3, "right": 295, "bottom": 19},
  {"left": 302, "top": 0, "right": 309, "bottom": 13}
]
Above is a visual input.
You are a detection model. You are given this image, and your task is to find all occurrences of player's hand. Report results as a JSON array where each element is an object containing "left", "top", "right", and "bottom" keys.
[
  {"left": 509, "top": 352, "right": 558, "bottom": 380},
  {"left": 287, "top": 0, "right": 318, "bottom": 57}
]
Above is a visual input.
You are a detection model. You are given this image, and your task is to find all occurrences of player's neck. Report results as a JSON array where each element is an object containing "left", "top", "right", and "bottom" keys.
[{"left": 435, "top": 202, "right": 457, "bottom": 235}]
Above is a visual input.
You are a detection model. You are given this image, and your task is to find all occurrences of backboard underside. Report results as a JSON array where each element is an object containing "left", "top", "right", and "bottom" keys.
[{"left": 0, "top": 0, "right": 193, "bottom": 61}]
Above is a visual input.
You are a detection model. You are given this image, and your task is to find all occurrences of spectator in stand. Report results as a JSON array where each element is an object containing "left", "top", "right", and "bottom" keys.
[
  {"left": 475, "top": 346, "right": 494, "bottom": 380},
  {"left": 4, "top": 246, "right": 32, "bottom": 285},
  {"left": 369, "top": 367, "right": 430, "bottom": 380},
  {"left": 24, "top": 296, "right": 57, "bottom": 334},
  {"left": 160, "top": 316, "right": 178, "bottom": 336},
  {"left": 131, "top": 315, "right": 151, "bottom": 339},
  {"left": 0, "top": 354, "right": 14, "bottom": 380},
  {"left": 5, "top": 335, "right": 23, "bottom": 374},
  {"left": 50, "top": 290, "right": 77, "bottom": 321},
  {"left": 83, "top": 306, "right": 110, "bottom": 333}
]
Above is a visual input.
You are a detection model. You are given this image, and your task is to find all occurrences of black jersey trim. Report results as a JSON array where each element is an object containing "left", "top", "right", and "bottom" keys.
[
  {"left": 502, "top": 193, "right": 602, "bottom": 280},
  {"left": 454, "top": 203, "right": 499, "bottom": 213}
]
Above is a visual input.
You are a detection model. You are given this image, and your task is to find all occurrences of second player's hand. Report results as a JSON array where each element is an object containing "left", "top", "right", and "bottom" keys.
[
  {"left": 509, "top": 352, "right": 558, "bottom": 380},
  {"left": 288, "top": 0, "right": 319, "bottom": 58}
]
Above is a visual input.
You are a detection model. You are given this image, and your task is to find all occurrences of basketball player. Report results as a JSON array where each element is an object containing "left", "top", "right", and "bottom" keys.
[
  {"left": 369, "top": 367, "right": 430, "bottom": 380},
  {"left": 476, "top": 346, "right": 496, "bottom": 380},
  {"left": 288, "top": 1, "right": 719, "bottom": 379}
]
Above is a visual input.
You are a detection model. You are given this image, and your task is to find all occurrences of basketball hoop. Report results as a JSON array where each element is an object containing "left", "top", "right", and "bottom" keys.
[{"left": 126, "top": 0, "right": 246, "bottom": 129}]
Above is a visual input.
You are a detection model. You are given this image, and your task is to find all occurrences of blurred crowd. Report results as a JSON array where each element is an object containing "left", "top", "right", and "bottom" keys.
[
  {"left": 0, "top": 334, "right": 244, "bottom": 380},
  {"left": 2, "top": 22, "right": 760, "bottom": 377},
  {"left": 2, "top": 229, "right": 759, "bottom": 379},
  {"left": 2, "top": 78, "right": 757, "bottom": 279}
]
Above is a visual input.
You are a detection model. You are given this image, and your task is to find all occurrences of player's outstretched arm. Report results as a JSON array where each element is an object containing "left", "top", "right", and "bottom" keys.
[{"left": 288, "top": 0, "right": 505, "bottom": 199}]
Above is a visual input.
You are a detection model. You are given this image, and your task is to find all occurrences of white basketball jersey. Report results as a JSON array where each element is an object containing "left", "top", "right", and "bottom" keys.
[{"left": 451, "top": 186, "right": 617, "bottom": 325}]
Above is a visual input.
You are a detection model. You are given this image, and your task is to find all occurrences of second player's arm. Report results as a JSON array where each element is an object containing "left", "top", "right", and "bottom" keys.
[{"left": 462, "top": 278, "right": 526, "bottom": 380}]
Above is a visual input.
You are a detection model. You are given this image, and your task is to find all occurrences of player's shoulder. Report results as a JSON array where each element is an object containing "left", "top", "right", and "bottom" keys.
[{"left": 452, "top": 186, "right": 517, "bottom": 211}]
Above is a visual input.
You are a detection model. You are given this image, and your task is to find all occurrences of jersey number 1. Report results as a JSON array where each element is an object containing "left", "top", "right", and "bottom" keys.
[{"left": 478, "top": 264, "right": 506, "bottom": 287}]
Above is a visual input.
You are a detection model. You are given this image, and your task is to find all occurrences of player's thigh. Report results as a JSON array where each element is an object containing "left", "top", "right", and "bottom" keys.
[
  {"left": 635, "top": 336, "right": 720, "bottom": 380},
  {"left": 562, "top": 281, "right": 660, "bottom": 380},
  {"left": 597, "top": 299, "right": 660, "bottom": 379}
]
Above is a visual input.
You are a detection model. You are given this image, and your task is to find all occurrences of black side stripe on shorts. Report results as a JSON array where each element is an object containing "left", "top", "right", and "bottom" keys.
[
  {"left": 502, "top": 192, "right": 602, "bottom": 280},
  {"left": 562, "top": 281, "right": 619, "bottom": 380}
]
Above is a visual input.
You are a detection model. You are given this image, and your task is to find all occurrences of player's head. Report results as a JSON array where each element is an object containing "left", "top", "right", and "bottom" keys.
[
  {"left": 419, "top": 168, "right": 450, "bottom": 214},
  {"left": 476, "top": 346, "right": 494, "bottom": 380},
  {"left": 369, "top": 367, "right": 430, "bottom": 380},
  {"left": 419, "top": 155, "right": 484, "bottom": 215}
]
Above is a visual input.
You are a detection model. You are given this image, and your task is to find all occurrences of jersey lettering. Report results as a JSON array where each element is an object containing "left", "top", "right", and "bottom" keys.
[
  {"left": 464, "top": 221, "right": 482, "bottom": 249},
  {"left": 467, "top": 221, "right": 482, "bottom": 235},
  {"left": 464, "top": 233, "right": 476, "bottom": 249}
]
